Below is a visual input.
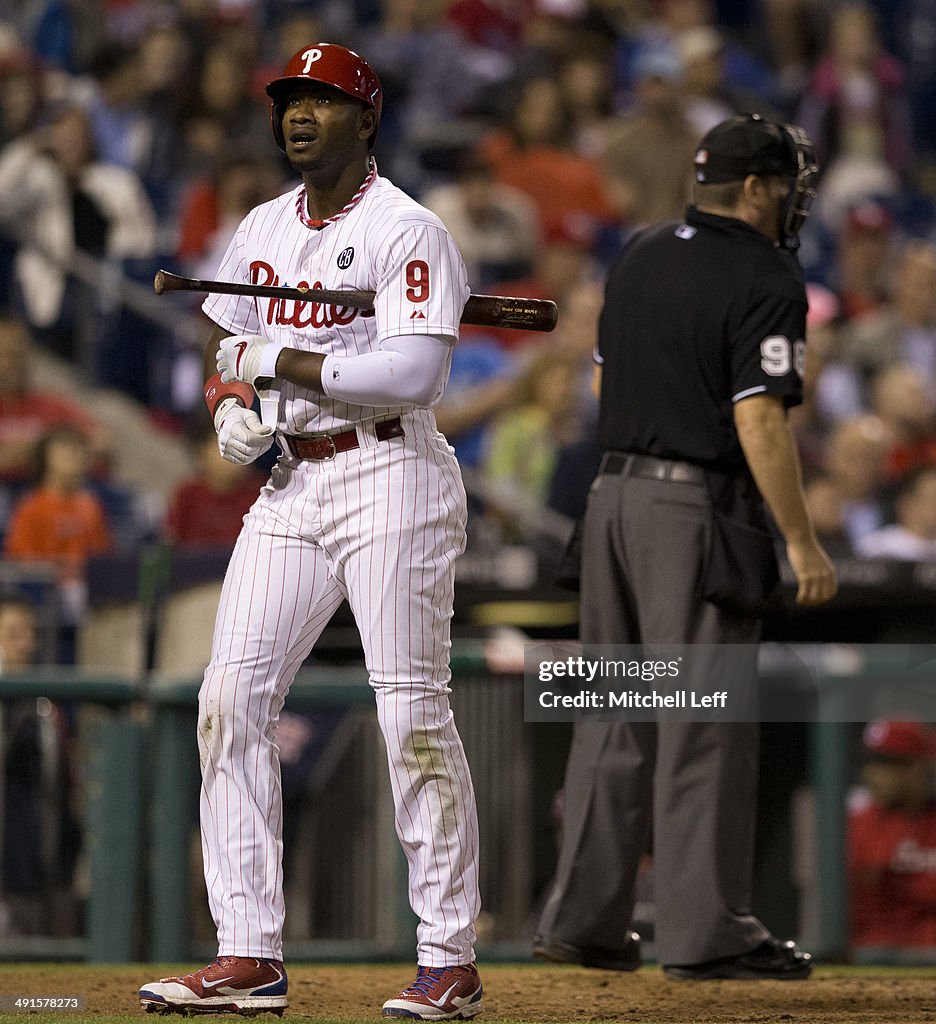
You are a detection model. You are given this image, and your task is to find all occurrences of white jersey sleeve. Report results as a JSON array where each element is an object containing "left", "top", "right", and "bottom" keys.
[
  {"left": 201, "top": 216, "right": 263, "bottom": 336},
  {"left": 374, "top": 218, "right": 469, "bottom": 344}
]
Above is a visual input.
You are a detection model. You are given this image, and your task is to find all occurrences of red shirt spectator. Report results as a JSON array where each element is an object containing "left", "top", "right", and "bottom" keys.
[
  {"left": 476, "top": 76, "right": 615, "bottom": 242},
  {"left": 4, "top": 425, "right": 112, "bottom": 580},
  {"left": 165, "top": 425, "right": 265, "bottom": 550},
  {"left": 445, "top": 0, "right": 531, "bottom": 52},
  {"left": 849, "top": 719, "right": 936, "bottom": 947}
]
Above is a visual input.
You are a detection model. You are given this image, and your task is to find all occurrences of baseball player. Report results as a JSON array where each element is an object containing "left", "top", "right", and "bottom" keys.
[{"left": 139, "top": 44, "right": 482, "bottom": 1020}]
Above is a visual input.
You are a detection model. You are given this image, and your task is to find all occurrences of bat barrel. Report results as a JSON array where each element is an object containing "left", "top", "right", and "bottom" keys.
[{"left": 462, "top": 295, "right": 559, "bottom": 332}]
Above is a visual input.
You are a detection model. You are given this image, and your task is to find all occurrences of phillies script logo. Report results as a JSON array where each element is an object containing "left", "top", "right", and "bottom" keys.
[{"left": 249, "top": 261, "right": 372, "bottom": 328}]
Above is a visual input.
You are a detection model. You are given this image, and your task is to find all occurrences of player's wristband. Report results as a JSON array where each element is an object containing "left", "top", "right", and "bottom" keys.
[
  {"left": 204, "top": 372, "right": 254, "bottom": 419},
  {"left": 257, "top": 340, "right": 286, "bottom": 379}
]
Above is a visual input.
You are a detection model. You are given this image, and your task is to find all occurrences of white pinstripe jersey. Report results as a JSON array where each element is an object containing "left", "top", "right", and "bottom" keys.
[{"left": 203, "top": 165, "right": 470, "bottom": 434}]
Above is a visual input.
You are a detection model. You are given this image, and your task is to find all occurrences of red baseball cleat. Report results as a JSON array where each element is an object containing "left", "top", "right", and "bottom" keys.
[
  {"left": 382, "top": 964, "right": 483, "bottom": 1020},
  {"left": 139, "top": 956, "right": 287, "bottom": 1015}
]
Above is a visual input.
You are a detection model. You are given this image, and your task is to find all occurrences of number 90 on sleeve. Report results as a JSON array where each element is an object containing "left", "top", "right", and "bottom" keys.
[{"left": 760, "top": 336, "right": 805, "bottom": 378}]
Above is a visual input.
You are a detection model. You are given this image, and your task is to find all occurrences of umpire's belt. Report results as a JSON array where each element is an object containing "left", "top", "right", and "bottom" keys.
[
  {"left": 284, "top": 417, "right": 404, "bottom": 461},
  {"left": 601, "top": 452, "right": 706, "bottom": 485}
]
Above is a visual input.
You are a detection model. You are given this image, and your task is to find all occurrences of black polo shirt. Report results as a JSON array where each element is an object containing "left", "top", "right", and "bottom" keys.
[{"left": 597, "top": 205, "right": 807, "bottom": 474}]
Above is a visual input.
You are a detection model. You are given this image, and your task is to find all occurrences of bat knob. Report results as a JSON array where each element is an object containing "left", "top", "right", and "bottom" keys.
[{"left": 154, "top": 271, "right": 165, "bottom": 294}]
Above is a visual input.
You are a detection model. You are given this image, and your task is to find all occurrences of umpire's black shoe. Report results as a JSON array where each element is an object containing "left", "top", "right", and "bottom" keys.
[
  {"left": 532, "top": 932, "right": 641, "bottom": 972},
  {"left": 662, "top": 937, "right": 812, "bottom": 981}
]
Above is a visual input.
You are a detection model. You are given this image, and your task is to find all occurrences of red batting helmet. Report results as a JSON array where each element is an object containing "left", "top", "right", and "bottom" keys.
[{"left": 266, "top": 43, "right": 382, "bottom": 152}]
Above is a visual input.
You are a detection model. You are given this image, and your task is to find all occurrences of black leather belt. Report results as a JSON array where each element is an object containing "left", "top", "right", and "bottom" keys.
[
  {"left": 600, "top": 452, "right": 706, "bottom": 485},
  {"left": 284, "top": 417, "right": 404, "bottom": 461}
]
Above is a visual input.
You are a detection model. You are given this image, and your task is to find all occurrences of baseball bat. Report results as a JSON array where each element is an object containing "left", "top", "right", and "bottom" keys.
[{"left": 154, "top": 270, "right": 558, "bottom": 332}]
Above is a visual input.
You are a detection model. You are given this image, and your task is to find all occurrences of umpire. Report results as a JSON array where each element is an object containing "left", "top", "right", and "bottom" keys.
[{"left": 533, "top": 115, "right": 837, "bottom": 979}]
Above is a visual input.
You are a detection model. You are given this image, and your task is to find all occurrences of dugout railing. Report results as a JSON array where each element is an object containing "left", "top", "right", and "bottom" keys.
[{"left": 0, "top": 649, "right": 933, "bottom": 964}]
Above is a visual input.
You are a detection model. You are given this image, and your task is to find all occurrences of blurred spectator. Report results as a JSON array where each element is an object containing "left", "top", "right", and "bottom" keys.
[
  {"left": 133, "top": 20, "right": 195, "bottom": 214},
  {"left": 762, "top": 0, "right": 827, "bottom": 100},
  {"left": 855, "top": 466, "right": 936, "bottom": 560},
  {"left": 0, "top": 104, "right": 157, "bottom": 363},
  {"left": 171, "top": 154, "right": 285, "bottom": 412},
  {"left": 422, "top": 151, "right": 540, "bottom": 291},
  {"left": 0, "top": 593, "right": 37, "bottom": 673},
  {"left": 177, "top": 41, "right": 269, "bottom": 179},
  {"left": 0, "top": 47, "right": 48, "bottom": 309},
  {"left": 483, "top": 346, "right": 588, "bottom": 511},
  {"left": 899, "top": 0, "right": 936, "bottom": 164},
  {"left": 849, "top": 718, "right": 936, "bottom": 948},
  {"left": 4, "top": 424, "right": 112, "bottom": 627},
  {"left": 445, "top": 0, "right": 530, "bottom": 53},
  {"left": 550, "top": 277, "right": 604, "bottom": 364},
  {"left": 602, "top": 45, "right": 697, "bottom": 229},
  {"left": 267, "top": 9, "right": 326, "bottom": 69},
  {"left": 29, "top": 0, "right": 104, "bottom": 74},
  {"left": 473, "top": 220, "right": 600, "bottom": 349},
  {"left": 544, "top": 276, "right": 604, "bottom": 415},
  {"left": 354, "top": 0, "right": 512, "bottom": 181},
  {"left": 556, "top": 42, "right": 618, "bottom": 160},
  {"left": 0, "top": 594, "right": 43, "bottom": 935},
  {"left": 677, "top": 26, "right": 737, "bottom": 136},
  {"left": 839, "top": 241, "right": 936, "bottom": 391},
  {"left": 476, "top": 75, "right": 615, "bottom": 242},
  {"left": 870, "top": 363, "right": 936, "bottom": 481},
  {"left": 798, "top": 283, "right": 863, "bottom": 452},
  {"left": 618, "top": 0, "right": 779, "bottom": 103},
  {"left": 433, "top": 337, "right": 519, "bottom": 471},
  {"left": 835, "top": 200, "right": 894, "bottom": 321},
  {"left": 0, "top": 49, "right": 46, "bottom": 147},
  {"left": 83, "top": 40, "right": 174, "bottom": 191},
  {"left": 543, "top": 281, "right": 604, "bottom": 520},
  {"left": 808, "top": 415, "right": 888, "bottom": 550},
  {"left": 0, "top": 315, "right": 105, "bottom": 488},
  {"left": 164, "top": 418, "right": 265, "bottom": 551},
  {"left": 518, "top": 5, "right": 599, "bottom": 82},
  {"left": 176, "top": 155, "right": 285, "bottom": 279},
  {"left": 676, "top": 25, "right": 784, "bottom": 137},
  {"left": 793, "top": 286, "right": 846, "bottom": 480},
  {"left": 136, "top": 20, "right": 192, "bottom": 105},
  {"left": 803, "top": 476, "right": 854, "bottom": 559},
  {"left": 796, "top": 3, "right": 913, "bottom": 181},
  {"left": 0, "top": 592, "right": 81, "bottom": 937}
]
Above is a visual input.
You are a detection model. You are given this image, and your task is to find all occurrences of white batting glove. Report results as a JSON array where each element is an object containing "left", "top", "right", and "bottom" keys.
[
  {"left": 217, "top": 334, "right": 285, "bottom": 389},
  {"left": 213, "top": 397, "right": 275, "bottom": 465}
]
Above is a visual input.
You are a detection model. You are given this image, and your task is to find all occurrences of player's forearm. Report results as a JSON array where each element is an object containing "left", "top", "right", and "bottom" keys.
[
  {"left": 274, "top": 349, "right": 327, "bottom": 392},
  {"left": 734, "top": 394, "right": 814, "bottom": 545}
]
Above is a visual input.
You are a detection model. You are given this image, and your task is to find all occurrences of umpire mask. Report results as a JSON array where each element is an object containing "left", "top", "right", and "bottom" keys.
[{"left": 777, "top": 124, "right": 818, "bottom": 252}]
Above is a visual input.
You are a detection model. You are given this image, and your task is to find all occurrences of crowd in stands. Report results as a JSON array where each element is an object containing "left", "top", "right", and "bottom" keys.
[
  {"left": 1, "top": 0, "right": 936, "bottom": 953},
  {"left": 0, "top": 0, "right": 935, "bottom": 629}
]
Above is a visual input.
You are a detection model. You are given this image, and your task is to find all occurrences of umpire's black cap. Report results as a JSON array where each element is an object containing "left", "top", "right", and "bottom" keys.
[{"left": 694, "top": 114, "right": 797, "bottom": 184}]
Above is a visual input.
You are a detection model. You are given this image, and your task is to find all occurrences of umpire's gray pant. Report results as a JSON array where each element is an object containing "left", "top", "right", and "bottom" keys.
[{"left": 536, "top": 468, "right": 771, "bottom": 966}]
